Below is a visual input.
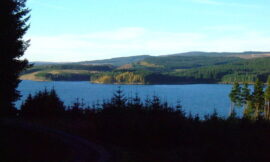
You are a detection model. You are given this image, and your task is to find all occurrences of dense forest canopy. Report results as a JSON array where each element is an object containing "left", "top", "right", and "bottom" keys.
[{"left": 21, "top": 52, "right": 270, "bottom": 84}]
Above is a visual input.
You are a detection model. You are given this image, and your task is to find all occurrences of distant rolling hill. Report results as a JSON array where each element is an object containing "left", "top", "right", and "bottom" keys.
[
  {"left": 78, "top": 55, "right": 151, "bottom": 66},
  {"left": 24, "top": 51, "right": 270, "bottom": 84},
  {"left": 31, "top": 61, "right": 71, "bottom": 66},
  {"left": 31, "top": 55, "right": 151, "bottom": 66},
  {"left": 31, "top": 51, "right": 270, "bottom": 66},
  {"left": 168, "top": 51, "right": 270, "bottom": 57}
]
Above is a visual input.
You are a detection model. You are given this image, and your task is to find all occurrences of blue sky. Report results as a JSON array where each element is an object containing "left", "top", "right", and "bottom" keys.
[{"left": 25, "top": 0, "right": 270, "bottom": 61}]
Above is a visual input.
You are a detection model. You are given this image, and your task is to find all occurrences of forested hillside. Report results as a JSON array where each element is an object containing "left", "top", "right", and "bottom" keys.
[
  {"left": 21, "top": 52, "right": 270, "bottom": 84},
  {"left": 20, "top": 64, "right": 115, "bottom": 81},
  {"left": 78, "top": 55, "right": 150, "bottom": 66},
  {"left": 92, "top": 54, "right": 270, "bottom": 84}
]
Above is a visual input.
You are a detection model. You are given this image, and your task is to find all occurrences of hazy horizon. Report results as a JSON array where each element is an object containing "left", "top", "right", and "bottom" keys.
[{"left": 24, "top": 0, "right": 270, "bottom": 62}]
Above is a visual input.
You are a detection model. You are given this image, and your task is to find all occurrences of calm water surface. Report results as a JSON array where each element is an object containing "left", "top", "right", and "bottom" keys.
[{"left": 17, "top": 80, "right": 242, "bottom": 117}]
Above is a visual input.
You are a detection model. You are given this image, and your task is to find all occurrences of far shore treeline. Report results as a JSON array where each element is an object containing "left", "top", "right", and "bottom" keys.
[{"left": 21, "top": 52, "right": 270, "bottom": 84}]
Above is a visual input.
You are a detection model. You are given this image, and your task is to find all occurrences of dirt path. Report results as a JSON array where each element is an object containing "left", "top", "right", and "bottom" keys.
[{"left": 1, "top": 118, "right": 111, "bottom": 162}]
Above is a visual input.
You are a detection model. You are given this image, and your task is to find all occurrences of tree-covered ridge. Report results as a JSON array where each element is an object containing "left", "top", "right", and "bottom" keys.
[
  {"left": 35, "top": 70, "right": 92, "bottom": 81},
  {"left": 22, "top": 64, "right": 115, "bottom": 74},
  {"left": 169, "top": 51, "right": 270, "bottom": 57},
  {"left": 171, "top": 57, "right": 270, "bottom": 83},
  {"left": 90, "top": 57, "right": 270, "bottom": 84},
  {"left": 21, "top": 64, "right": 116, "bottom": 81},
  {"left": 139, "top": 56, "right": 242, "bottom": 70},
  {"left": 21, "top": 53, "right": 270, "bottom": 84},
  {"left": 78, "top": 55, "right": 151, "bottom": 66}
]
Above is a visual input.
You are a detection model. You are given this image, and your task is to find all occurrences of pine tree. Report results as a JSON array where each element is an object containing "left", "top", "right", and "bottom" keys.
[
  {"left": 151, "top": 95, "right": 162, "bottom": 110},
  {"left": 0, "top": 0, "right": 31, "bottom": 116},
  {"left": 244, "top": 100, "right": 254, "bottom": 119},
  {"left": 127, "top": 93, "right": 143, "bottom": 110},
  {"left": 253, "top": 79, "right": 265, "bottom": 119},
  {"left": 21, "top": 89, "right": 65, "bottom": 118},
  {"left": 111, "top": 87, "right": 127, "bottom": 109},
  {"left": 144, "top": 96, "right": 151, "bottom": 109},
  {"left": 229, "top": 82, "right": 242, "bottom": 116},
  {"left": 20, "top": 93, "right": 33, "bottom": 114},
  {"left": 241, "top": 83, "right": 251, "bottom": 111},
  {"left": 264, "top": 76, "right": 270, "bottom": 119}
]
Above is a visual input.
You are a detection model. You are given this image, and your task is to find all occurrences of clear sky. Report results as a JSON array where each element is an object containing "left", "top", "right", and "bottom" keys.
[{"left": 24, "top": 0, "right": 270, "bottom": 62}]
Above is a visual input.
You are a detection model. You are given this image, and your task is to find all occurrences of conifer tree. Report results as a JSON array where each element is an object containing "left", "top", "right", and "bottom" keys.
[
  {"left": 21, "top": 89, "right": 65, "bottom": 118},
  {"left": 0, "top": 0, "right": 31, "bottom": 116},
  {"left": 253, "top": 79, "right": 265, "bottom": 119},
  {"left": 150, "top": 95, "right": 164, "bottom": 110},
  {"left": 241, "top": 83, "right": 251, "bottom": 110},
  {"left": 229, "top": 82, "right": 242, "bottom": 116},
  {"left": 127, "top": 93, "right": 143, "bottom": 109},
  {"left": 264, "top": 76, "right": 270, "bottom": 119},
  {"left": 244, "top": 100, "right": 254, "bottom": 119},
  {"left": 110, "top": 87, "right": 127, "bottom": 109},
  {"left": 144, "top": 96, "right": 151, "bottom": 109}
]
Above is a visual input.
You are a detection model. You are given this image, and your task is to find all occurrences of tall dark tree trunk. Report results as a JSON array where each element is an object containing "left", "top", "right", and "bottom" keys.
[
  {"left": 266, "top": 101, "right": 270, "bottom": 120},
  {"left": 264, "top": 101, "right": 267, "bottom": 119},
  {"left": 229, "top": 102, "right": 235, "bottom": 117},
  {"left": 255, "top": 104, "right": 260, "bottom": 119}
]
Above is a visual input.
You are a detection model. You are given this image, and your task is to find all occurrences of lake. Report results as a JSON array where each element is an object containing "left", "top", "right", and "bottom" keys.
[{"left": 17, "top": 80, "right": 242, "bottom": 118}]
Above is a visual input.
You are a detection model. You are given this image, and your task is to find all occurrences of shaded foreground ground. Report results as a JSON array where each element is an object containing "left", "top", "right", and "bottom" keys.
[
  {"left": 0, "top": 119, "right": 109, "bottom": 162},
  {"left": 3, "top": 116, "right": 270, "bottom": 162},
  {"left": 11, "top": 117, "right": 270, "bottom": 162}
]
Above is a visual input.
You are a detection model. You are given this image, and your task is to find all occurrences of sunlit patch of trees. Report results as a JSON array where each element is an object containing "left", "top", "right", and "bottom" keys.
[
  {"left": 92, "top": 72, "right": 144, "bottom": 84},
  {"left": 91, "top": 57, "right": 270, "bottom": 84},
  {"left": 21, "top": 55, "right": 270, "bottom": 84},
  {"left": 229, "top": 77, "right": 270, "bottom": 120}
]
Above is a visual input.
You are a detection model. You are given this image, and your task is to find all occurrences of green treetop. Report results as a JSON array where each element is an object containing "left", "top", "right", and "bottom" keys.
[
  {"left": 241, "top": 83, "right": 251, "bottom": 105},
  {"left": 229, "top": 82, "right": 242, "bottom": 105},
  {"left": 229, "top": 82, "right": 242, "bottom": 116}
]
